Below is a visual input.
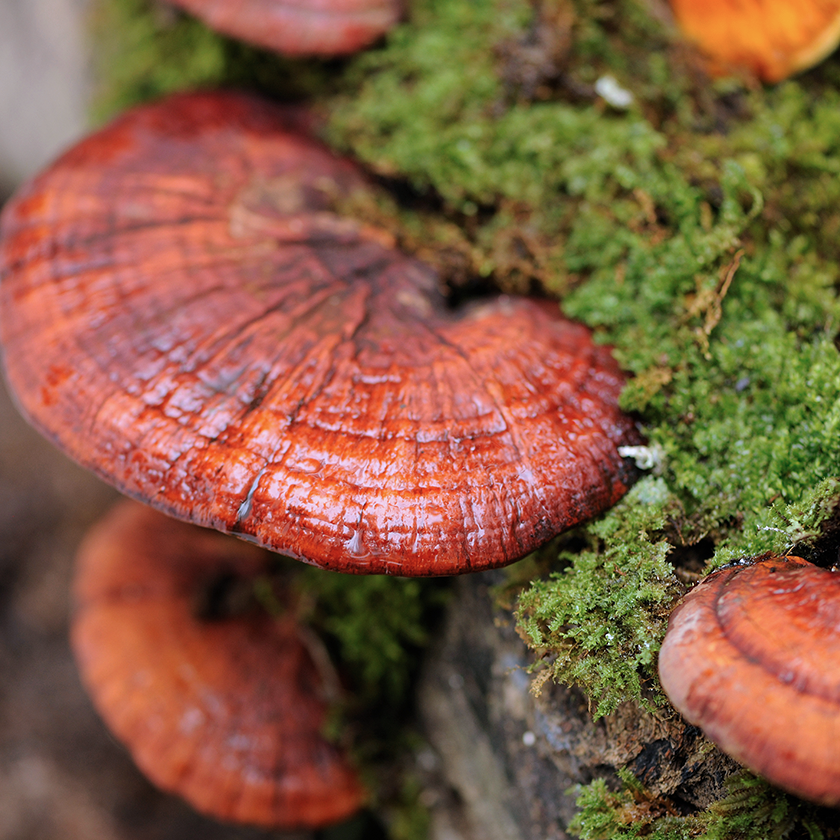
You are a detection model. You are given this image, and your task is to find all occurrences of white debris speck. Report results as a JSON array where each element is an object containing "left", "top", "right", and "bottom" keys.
[
  {"left": 618, "top": 444, "right": 664, "bottom": 471},
  {"left": 522, "top": 731, "right": 537, "bottom": 747},
  {"left": 595, "top": 75, "right": 634, "bottom": 109}
]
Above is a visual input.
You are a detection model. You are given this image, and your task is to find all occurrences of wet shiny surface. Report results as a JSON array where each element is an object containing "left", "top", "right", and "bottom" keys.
[
  {"left": 168, "top": 0, "right": 401, "bottom": 56},
  {"left": 72, "top": 499, "right": 365, "bottom": 829},
  {"left": 658, "top": 554, "right": 840, "bottom": 806},
  {"left": 0, "top": 90, "right": 640, "bottom": 575}
]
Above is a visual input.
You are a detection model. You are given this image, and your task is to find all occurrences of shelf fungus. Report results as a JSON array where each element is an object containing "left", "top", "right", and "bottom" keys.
[
  {"left": 72, "top": 499, "right": 365, "bottom": 828},
  {"left": 668, "top": 0, "right": 840, "bottom": 81},
  {"left": 166, "top": 0, "right": 402, "bottom": 56},
  {"left": 0, "top": 89, "right": 640, "bottom": 575},
  {"left": 658, "top": 553, "right": 840, "bottom": 806}
]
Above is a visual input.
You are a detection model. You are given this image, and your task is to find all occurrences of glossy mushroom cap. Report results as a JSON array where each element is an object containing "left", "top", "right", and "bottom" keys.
[
  {"left": 658, "top": 553, "right": 840, "bottom": 806},
  {"left": 72, "top": 499, "right": 365, "bottom": 828},
  {"left": 167, "top": 0, "right": 402, "bottom": 56},
  {"left": 669, "top": 0, "right": 840, "bottom": 82},
  {"left": 0, "top": 90, "right": 640, "bottom": 576}
]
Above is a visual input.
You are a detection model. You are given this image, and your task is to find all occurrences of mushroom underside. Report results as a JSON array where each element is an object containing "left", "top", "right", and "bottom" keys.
[
  {"left": 166, "top": 0, "right": 402, "bottom": 55},
  {"left": 72, "top": 498, "right": 366, "bottom": 828}
]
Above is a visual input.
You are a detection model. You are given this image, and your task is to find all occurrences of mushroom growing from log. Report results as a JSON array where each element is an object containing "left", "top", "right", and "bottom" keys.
[
  {"left": 166, "top": 0, "right": 403, "bottom": 56},
  {"left": 0, "top": 89, "right": 641, "bottom": 577},
  {"left": 668, "top": 0, "right": 840, "bottom": 81},
  {"left": 658, "top": 552, "right": 840, "bottom": 805},
  {"left": 73, "top": 498, "right": 365, "bottom": 828}
]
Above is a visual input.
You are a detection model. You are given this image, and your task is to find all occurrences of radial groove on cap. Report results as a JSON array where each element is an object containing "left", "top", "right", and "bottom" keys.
[
  {"left": 658, "top": 553, "right": 840, "bottom": 806},
  {"left": 0, "top": 90, "right": 640, "bottom": 575}
]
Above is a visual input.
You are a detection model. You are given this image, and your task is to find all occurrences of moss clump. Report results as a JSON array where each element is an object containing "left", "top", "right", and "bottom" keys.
[
  {"left": 298, "top": 569, "right": 450, "bottom": 709},
  {"left": 516, "top": 478, "right": 681, "bottom": 716},
  {"left": 326, "top": 0, "right": 681, "bottom": 291},
  {"left": 569, "top": 770, "right": 833, "bottom": 840}
]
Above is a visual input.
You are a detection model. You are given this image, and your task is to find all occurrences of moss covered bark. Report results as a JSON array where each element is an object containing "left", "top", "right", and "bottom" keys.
[{"left": 89, "top": 0, "right": 840, "bottom": 835}]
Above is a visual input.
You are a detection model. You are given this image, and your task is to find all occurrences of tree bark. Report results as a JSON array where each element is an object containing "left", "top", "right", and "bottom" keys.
[{"left": 419, "top": 572, "right": 739, "bottom": 840}]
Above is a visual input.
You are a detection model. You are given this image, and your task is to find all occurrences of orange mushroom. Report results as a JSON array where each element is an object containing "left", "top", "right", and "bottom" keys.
[
  {"left": 166, "top": 0, "right": 402, "bottom": 56},
  {"left": 668, "top": 0, "right": 840, "bottom": 81},
  {"left": 658, "top": 553, "right": 840, "bottom": 805},
  {"left": 0, "top": 89, "right": 641, "bottom": 576},
  {"left": 72, "top": 498, "right": 365, "bottom": 828}
]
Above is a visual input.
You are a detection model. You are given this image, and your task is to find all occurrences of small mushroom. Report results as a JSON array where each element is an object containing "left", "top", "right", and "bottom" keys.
[
  {"left": 658, "top": 552, "right": 840, "bottom": 805},
  {"left": 166, "top": 0, "right": 402, "bottom": 56},
  {"left": 0, "top": 89, "right": 641, "bottom": 576},
  {"left": 72, "top": 498, "right": 365, "bottom": 828},
  {"left": 668, "top": 0, "right": 840, "bottom": 81}
]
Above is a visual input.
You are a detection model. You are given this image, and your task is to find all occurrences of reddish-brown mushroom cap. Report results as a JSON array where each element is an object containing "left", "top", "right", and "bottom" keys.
[
  {"left": 72, "top": 498, "right": 365, "bottom": 828},
  {"left": 669, "top": 0, "right": 840, "bottom": 82},
  {"left": 658, "top": 553, "right": 840, "bottom": 806},
  {"left": 0, "top": 90, "right": 640, "bottom": 576},
  {"left": 166, "top": 0, "right": 402, "bottom": 56}
]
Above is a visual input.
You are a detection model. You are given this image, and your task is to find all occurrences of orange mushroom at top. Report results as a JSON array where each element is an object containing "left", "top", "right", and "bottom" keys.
[
  {"left": 668, "top": 0, "right": 840, "bottom": 81},
  {"left": 0, "top": 89, "right": 641, "bottom": 577},
  {"left": 165, "top": 0, "right": 403, "bottom": 56},
  {"left": 658, "top": 553, "right": 840, "bottom": 805},
  {"left": 72, "top": 499, "right": 365, "bottom": 829}
]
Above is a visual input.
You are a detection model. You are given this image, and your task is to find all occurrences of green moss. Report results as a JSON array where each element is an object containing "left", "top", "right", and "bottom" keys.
[
  {"left": 384, "top": 771, "right": 435, "bottom": 840},
  {"left": 561, "top": 163, "right": 840, "bottom": 564},
  {"left": 569, "top": 770, "right": 832, "bottom": 840},
  {"left": 325, "top": 0, "right": 681, "bottom": 289},
  {"left": 516, "top": 478, "right": 681, "bottom": 716},
  {"left": 298, "top": 569, "right": 449, "bottom": 708}
]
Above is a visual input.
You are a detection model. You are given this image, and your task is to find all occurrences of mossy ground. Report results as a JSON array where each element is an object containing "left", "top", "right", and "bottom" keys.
[
  {"left": 91, "top": 0, "right": 840, "bottom": 836},
  {"left": 570, "top": 769, "right": 834, "bottom": 839}
]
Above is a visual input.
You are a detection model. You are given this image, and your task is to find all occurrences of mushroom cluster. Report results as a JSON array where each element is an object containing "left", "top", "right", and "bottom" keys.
[
  {"left": 658, "top": 552, "right": 840, "bottom": 806},
  {"left": 6, "top": 0, "right": 840, "bottom": 828}
]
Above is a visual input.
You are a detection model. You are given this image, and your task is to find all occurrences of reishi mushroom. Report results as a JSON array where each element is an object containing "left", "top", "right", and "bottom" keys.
[
  {"left": 658, "top": 552, "right": 840, "bottom": 805},
  {"left": 0, "top": 89, "right": 641, "bottom": 577},
  {"left": 72, "top": 498, "right": 365, "bottom": 828},
  {"left": 166, "top": 0, "right": 403, "bottom": 56},
  {"left": 668, "top": 0, "right": 840, "bottom": 82}
]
